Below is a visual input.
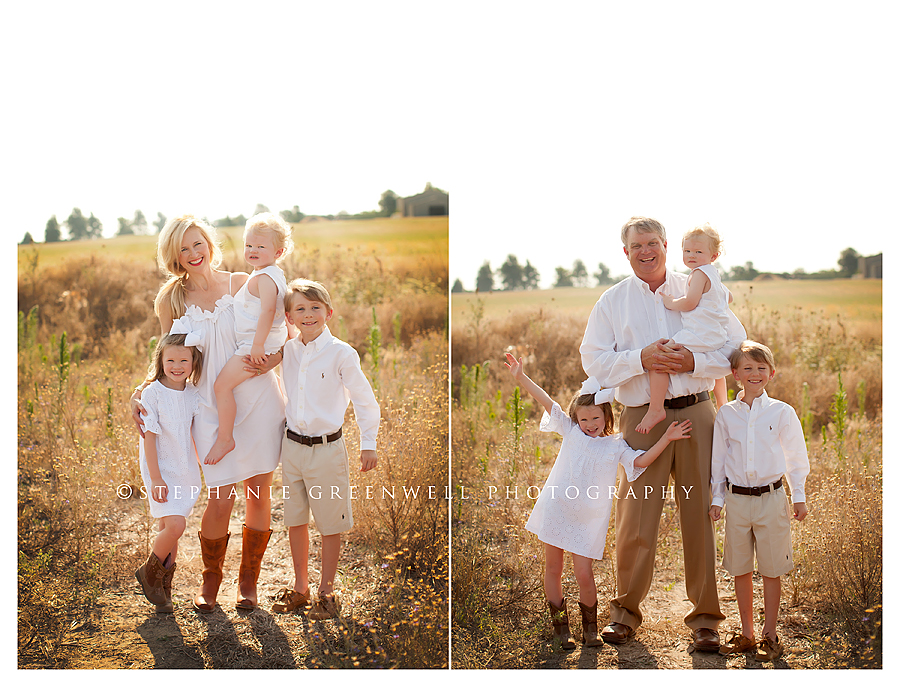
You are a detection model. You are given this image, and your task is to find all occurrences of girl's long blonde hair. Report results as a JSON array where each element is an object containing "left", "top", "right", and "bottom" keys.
[
  {"left": 153, "top": 215, "right": 223, "bottom": 320},
  {"left": 146, "top": 333, "right": 203, "bottom": 385}
]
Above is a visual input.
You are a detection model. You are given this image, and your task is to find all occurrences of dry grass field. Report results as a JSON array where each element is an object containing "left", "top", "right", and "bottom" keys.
[
  {"left": 451, "top": 277, "right": 882, "bottom": 669},
  {"left": 17, "top": 216, "right": 449, "bottom": 668}
]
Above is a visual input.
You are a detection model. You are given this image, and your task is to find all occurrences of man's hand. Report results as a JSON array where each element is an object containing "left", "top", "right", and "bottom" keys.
[
  {"left": 641, "top": 339, "right": 694, "bottom": 375},
  {"left": 360, "top": 450, "right": 377, "bottom": 472}
]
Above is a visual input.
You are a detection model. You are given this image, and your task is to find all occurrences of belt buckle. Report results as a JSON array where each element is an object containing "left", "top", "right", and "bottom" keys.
[{"left": 750, "top": 486, "right": 762, "bottom": 496}]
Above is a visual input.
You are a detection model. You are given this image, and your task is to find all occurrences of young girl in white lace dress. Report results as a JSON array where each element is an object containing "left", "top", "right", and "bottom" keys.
[
  {"left": 135, "top": 331, "right": 203, "bottom": 613},
  {"left": 204, "top": 213, "right": 294, "bottom": 465},
  {"left": 637, "top": 223, "right": 733, "bottom": 434},
  {"left": 504, "top": 353, "right": 691, "bottom": 649}
]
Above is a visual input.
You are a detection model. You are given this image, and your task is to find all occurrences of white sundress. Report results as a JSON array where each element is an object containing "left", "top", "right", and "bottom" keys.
[
  {"left": 670, "top": 264, "right": 731, "bottom": 352},
  {"left": 139, "top": 380, "right": 202, "bottom": 518},
  {"left": 177, "top": 280, "right": 286, "bottom": 488},
  {"left": 525, "top": 402, "right": 645, "bottom": 560},
  {"left": 233, "top": 265, "right": 288, "bottom": 357}
]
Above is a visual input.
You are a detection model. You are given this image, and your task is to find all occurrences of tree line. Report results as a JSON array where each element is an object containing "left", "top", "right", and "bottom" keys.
[
  {"left": 453, "top": 247, "right": 871, "bottom": 293},
  {"left": 22, "top": 190, "right": 403, "bottom": 244}
]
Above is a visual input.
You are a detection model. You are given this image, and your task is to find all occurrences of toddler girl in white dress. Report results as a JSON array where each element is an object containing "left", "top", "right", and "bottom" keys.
[
  {"left": 505, "top": 353, "right": 691, "bottom": 649},
  {"left": 135, "top": 330, "right": 203, "bottom": 613},
  {"left": 205, "top": 212, "right": 294, "bottom": 465},
  {"left": 637, "top": 223, "right": 733, "bottom": 434}
]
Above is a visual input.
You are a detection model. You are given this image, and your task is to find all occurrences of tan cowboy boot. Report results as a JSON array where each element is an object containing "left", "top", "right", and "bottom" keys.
[
  {"left": 193, "top": 531, "right": 230, "bottom": 612},
  {"left": 579, "top": 601, "right": 602, "bottom": 647},
  {"left": 135, "top": 552, "right": 168, "bottom": 606},
  {"left": 549, "top": 598, "right": 576, "bottom": 650},
  {"left": 156, "top": 558, "right": 176, "bottom": 614},
  {"left": 236, "top": 524, "right": 272, "bottom": 610}
]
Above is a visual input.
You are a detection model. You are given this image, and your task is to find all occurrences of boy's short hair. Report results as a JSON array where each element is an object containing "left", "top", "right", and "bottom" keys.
[
  {"left": 683, "top": 223, "right": 723, "bottom": 256},
  {"left": 730, "top": 340, "right": 776, "bottom": 371},
  {"left": 566, "top": 393, "right": 615, "bottom": 437},
  {"left": 245, "top": 212, "right": 295, "bottom": 257},
  {"left": 284, "top": 278, "right": 333, "bottom": 313},
  {"left": 621, "top": 216, "right": 666, "bottom": 246}
]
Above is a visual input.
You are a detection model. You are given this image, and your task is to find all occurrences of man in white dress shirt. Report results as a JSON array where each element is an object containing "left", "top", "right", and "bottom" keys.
[{"left": 580, "top": 216, "right": 746, "bottom": 652}]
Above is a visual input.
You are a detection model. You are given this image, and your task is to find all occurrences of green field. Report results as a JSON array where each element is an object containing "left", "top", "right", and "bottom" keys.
[
  {"left": 452, "top": 279, "right": 882, "bottom": 327},
  {"left": 18, "top": 216, "right": 448, "bottom": 270}
]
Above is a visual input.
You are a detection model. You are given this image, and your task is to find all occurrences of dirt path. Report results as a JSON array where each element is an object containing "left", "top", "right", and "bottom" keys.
[
  {"left": 537, "top": 565, "right": 820, "bottom": 670},
  {"left": 48, "top": 495, "right": 394, "bottom": 669}
]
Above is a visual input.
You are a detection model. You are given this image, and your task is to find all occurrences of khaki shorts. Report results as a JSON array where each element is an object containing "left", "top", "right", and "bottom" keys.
[
  {"left": 280, "top": 430, "right": 353, "bottom": 535},
  {"left": 722, "top": 484, "right": 794, "bottom": 578}
]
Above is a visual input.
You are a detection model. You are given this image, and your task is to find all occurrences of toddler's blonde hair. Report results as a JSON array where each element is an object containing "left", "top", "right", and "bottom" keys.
[
  {"left": 683, "top": 223, "right": 723, "bottom": 256},
  {"left": 245, "top": 212, "right": 294, "bottom": 258}
]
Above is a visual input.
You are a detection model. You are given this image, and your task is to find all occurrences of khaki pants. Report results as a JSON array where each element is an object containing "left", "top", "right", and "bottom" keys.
[{"left": 610, "top": 399, "right": 724, "bottom": 631}]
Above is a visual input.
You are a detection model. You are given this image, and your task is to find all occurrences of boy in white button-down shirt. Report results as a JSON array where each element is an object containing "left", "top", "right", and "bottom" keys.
[
  {"left": 710, "top": 340, "right": 809, "bottom": 661},
  {"left": 271, "top": 279, "right": 380, "bottom": 619}
]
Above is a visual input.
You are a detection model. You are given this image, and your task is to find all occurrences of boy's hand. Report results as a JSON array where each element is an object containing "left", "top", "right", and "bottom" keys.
[
  {"left": 709, "top": 504, "right": 722, "bottom": 521},
  {"left": 360, "top": 450, "right": 377, "bottom": 472},
  {"left": 792, "top": 502, "right": 808, "bottom": 521},
  {"left": 504, "top": 353, "right": 524, "bottom": 379},
  {"left": 151, "top": 480, "right": 168, "bottom": 503},
  {"left": 663, "top": 419, "right": 692, "bottom": 441}
]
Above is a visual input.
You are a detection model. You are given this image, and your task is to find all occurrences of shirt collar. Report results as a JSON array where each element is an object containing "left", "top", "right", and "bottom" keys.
[
  {"left": 735, "top": 388, "right": 770, "bottom": 411},
  {"left": 631, "top": 269, "right": 677, "bottom": 294},
  {"left": 306, "top": 325, "right": 332, "bottom": 351}
]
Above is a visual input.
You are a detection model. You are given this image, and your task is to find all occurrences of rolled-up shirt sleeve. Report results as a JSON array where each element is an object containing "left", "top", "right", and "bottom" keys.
[
  {"left": 780, "top": 407, "right": 810, "bottom": 503},
  {"left": 339, "top": 349, "right": 381, "bottom": 451}
]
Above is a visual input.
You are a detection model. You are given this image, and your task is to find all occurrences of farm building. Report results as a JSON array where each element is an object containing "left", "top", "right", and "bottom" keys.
[
  {"left": 857, "top": 253, "right": 882, "bottom": 278},
  {"left": 397, "top": 183, "right": 448, "bottom": 217}
]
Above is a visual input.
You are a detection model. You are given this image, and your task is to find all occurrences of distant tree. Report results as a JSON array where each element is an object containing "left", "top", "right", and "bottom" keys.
[
  {"left": 66, "top": 208, "right": 88, "bottom": 240},
  {"left": 155, "top": 212, "right": 167, "bottom": 234},
  {"left": 498, "top": 254, "right": 524, "bottom": 291},
  {"left": 571, "top": 259, "right": 589, "bottom": 287},
  {"left": 476, "top": 261, "right": 494, "bottom": 292},
  {"left": 279, "top": 206, "right": 304, "bottom": 223},
  {"left": 838, "top": 247, "right": 860, "bottom": 278},
  {"left": 44, "top": 216, "right": 61, "bottom": 243},
  {"left": 20, "top": 232, "right": 34, "bottom": 245},
  {"left": 86, "top": 212, "right": 103, "bottom": 239},
  {"left": 379, "top": 190, "right": 398, "bottom": 217},
  {"left": 522, "top": 260, "right": 540, "bottom": 290},
  {"left": 132, "top": 209, "right": 148, "bottom": 235},
  {"left": 728, "top": 261, "right": 759, "bottom": 282},
  {"left": 554, "top": 267, "right": 573, "bottom": 287},
  {"left": 254, "top": 204, "right": 270, "bottom": 215},
  {"left": 451, "top": 278, "right": 464, "bottom": 293},
  {"left": 594, "top": 262, "right": 612, "bottom": 285},
  {"left": 117, "top": 217, "right": 134, "bottom": 235}
]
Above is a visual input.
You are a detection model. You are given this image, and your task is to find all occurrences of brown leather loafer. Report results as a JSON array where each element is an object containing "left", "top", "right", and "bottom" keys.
[
  {"left": 692, "top": 627, "right": 721, "bottom": 652},
  {"left": 600, "top": 622, "right": 634, "bottom": 645}
]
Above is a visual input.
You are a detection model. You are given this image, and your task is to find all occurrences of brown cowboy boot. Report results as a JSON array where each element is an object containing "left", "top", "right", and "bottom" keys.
[
  {"left": 236, "top": 524, "right": 272, "bottom": 610},
  {"left": 193, "top": 531, "right": 230, "bottom": 612},
  {"left": 135, "top": 552, "right": 168, "bottom": 606},
  {"left": 579, "top": 601, "right": 602, "bottom": 647},
  {"left": 156, "top": 557, "right": 176, "bottom": 614},
  {"left": 549, "top": 598, "right": 576, "bottom": 650}
]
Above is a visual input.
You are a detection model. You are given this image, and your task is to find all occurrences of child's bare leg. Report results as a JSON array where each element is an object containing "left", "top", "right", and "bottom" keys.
[
  {"left": 543, "top": 543, "right": 565, "bottom": 607},
  {"left": 761, "top": 575, "right": 781, "bottom": 640},
  {"left": 153, "top": 515, "right": 186, "bottom": 564},
  {"left": 243, "top": 471, "right": 273, "bottom": 532},
  {"left": 288, "top": 524, "right": 310, "bottom": 593},
  {"left": 713, "top": 377, "right": 728, "bottom": 409},
  {"left": 734, "top": 572, "right": 755, "bottom": 639},
  {"left": 206, "top": 356, "right": 255, "bottom": 464},
  {"left": 319, "top": 533, "right": 342, "bottom": 596},
  {"left": 637, "top": 370, "right": 669, "bottom": 434},
  {"left": 571, "top": 554, "right": 597, "bottom": 607}
]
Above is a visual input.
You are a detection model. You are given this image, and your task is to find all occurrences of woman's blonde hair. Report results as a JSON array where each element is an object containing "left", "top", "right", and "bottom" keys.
[
  {"left": 683, "top": 223, "right": 723, "bottom": 256},
  {"left": 245, "top": 212, "right": 294, "bottom": 258},
  {"left": 566, "top": 393, "right": 615, "bottom": 437},
  {"left": 146, "top": 332, "right": 203, "bottom": 385},
  {"left": 154, "top": 215, "right": 223, "bottom": 320}
]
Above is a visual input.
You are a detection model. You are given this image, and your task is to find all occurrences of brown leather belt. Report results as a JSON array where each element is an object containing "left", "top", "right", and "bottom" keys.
[
  {"left": 664, "top": 391, "right": 710, "bottom": 409},
  {"left": 727, "top": 478, "right": 783, "bottom": 496},
  {"left": 285, "top": 426, "right": 342, "bottom": 446}
]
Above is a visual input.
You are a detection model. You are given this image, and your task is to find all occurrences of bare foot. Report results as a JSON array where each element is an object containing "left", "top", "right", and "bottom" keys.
[
  {"left": 204, "top": 437, "right": 235, "bottom": 465},
  {"left": 636, "top": 408, "right": 666, "bottom": 434}
]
